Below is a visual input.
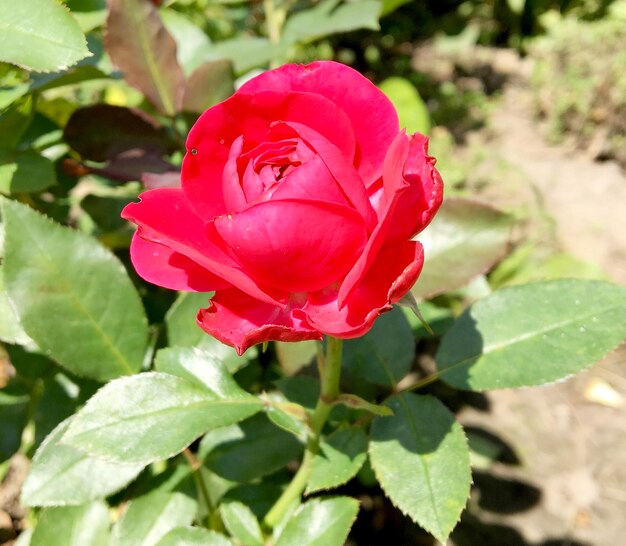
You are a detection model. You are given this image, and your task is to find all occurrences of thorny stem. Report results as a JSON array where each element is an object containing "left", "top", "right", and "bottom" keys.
[{"left": 263, "top": 336, "right": 343, "bottom": 529}]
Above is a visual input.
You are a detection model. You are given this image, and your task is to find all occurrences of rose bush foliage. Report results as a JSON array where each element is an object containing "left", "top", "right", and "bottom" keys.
[{"left": 122, "top": 61, "right": 443, "bottom": 354}]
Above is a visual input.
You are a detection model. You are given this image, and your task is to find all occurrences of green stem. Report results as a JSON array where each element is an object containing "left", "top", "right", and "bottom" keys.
[
  {"left": 263, "top": 337, "right": 343, "bottom": 528},
  {"left": 183, "top": 448, "right": 222, "bottom": 531}
]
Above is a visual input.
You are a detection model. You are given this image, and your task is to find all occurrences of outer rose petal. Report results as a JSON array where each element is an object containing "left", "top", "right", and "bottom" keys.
[
  {"left": 130, "top": 233, "right": 231, "bottom": 291},
  {"left": 182, "top": 90, "right": 355, "bottom": 221},
  {"left": 121, "top": 188, "right": 284, "bottom": 306},
  {"left": 385, "top": 133, "right": 443, "bottom": 244},
  {"left": 238, "top": 61, "right": 399, "bottom": 186},
  {"left": 338, "top": 132, "right": 443, "bottom": 306},
  {"left": 300, "top": 241, "right": 424, "bottom": 338},
  {"left": 213, "top": 199, "right": 368, "bottom": 292},
  {"left": 197, "top": 289, "right": 322, "bottom": 355}
]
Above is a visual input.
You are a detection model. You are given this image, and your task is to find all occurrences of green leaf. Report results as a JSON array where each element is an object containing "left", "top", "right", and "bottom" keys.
[
  {"left": 380, "top": 0, "right": 411, "bottom": 16},
  {"left": 22, "top": 418, "right": 145, "bottom": 507},
  {"left": 1, "top": 198, "right": 148, "bottom": 382},
  {"left": 63, "top": 372, "right": 263, "bottom": 464},
  {"left": 182, "top": 60, "right": 235, "bottom": 114},
  {"left": 275, "top": 340, "right": 318, "bottom": 375},
  {"left": 0, "top": 0, "right": 91, "bottom": 72},
  {"left": 105, "top": 0, "right": 184, "bottom": 115},
  {"left": 200, "top": 413, "right": 303, "bottom": 482},
  {"left": 0, "top": 96, "right": 34, "bottom": 149},
  {"left": 166, "top": 291, "right": 255, "bottom": 373},
  {"left": 263, "top": 392, "right": 309, "bottom": 441},
  {"left": 159, "top": 8, "right": 211, "bottom": 76},
  {"left": 342, "top": 307, "right": 414, "bottom": 387},
  {"left": 307, "top": 427, "right": 367, "bottom": 494},
  {"left": 369, "top": 393, "right": 471, "bottom": 542},
  {"left": 206, "top": 37, "right": 284, "bottom": 74},
  {"left": 0, "top": 264, "right": 33, "bottom": 345},
  {"left": 111, "top": 492, "right": 197, "bottom": 546},
  {"left": 219, "top": 501, "right": 264, "bottom": 546},
  {"left": 436, "top": 279, "right": 626, "bottom": 390},
  {"left": 282, "top": 0, "right": 381, "bottom": 46},
  {"left": 0, "top": 150, "right": 56, "bottom": 194},
  {"left": 379, "top": 77, "right": 431, "bottom": 135},
  {"left": 30, "top": 502, "right": 109, "bottom": 546},
  {"left": 412, "top": 198, "right": 514, "bottom": 299},
  {"left": 0, "top": 392, "right": 29, "bottom": 463},
  {"left": 156, "top": 528, "right": 233, "bottom": 546},
  {"left": 154, "top": 346, "right": 251, "bottom": 396},
  {"left": 274, "top": 497, "right": 359, "bottom": 546}
]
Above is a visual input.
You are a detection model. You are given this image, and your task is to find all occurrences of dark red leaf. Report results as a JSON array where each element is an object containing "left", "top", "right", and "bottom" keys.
[
  {"left": 105, "top": 0, "right": 185, "bottom": 115},
  {"left": 63, "top": 104, "right": 176, "bottom": 162}
]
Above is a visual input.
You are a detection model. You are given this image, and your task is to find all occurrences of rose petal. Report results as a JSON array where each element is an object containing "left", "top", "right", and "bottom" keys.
[
  {"left": 300, "top": 241, "right": 424, "bottom": 337},
  {"left": 213, "top": 199, "right": 368, "bottom": 292},
  {"left": 121, "top": 188, "right": 284, "bottom": 306},
  {"left": 183, "top": 89, "right": 355, "bottom": 220},
  {"left": 266, "top": 155, "right": 349, "bottom": 206},
  {"left": 337, "top": 132, "right": 411, "bottom": 305},
  {"left": 282, "top": 121, "right": 377, "bottom": 231},
  {"left": 238, "top": 61, "right": 399, "bottom": 186},
  {"left": 129, "top": 232, "right": 230, "bottom": 291},
  {"left": 384, "top": 132, "right": 444, "bottom": 244},
  {"left": 197, "top": 289, "right": 322, "bottom": 355}
]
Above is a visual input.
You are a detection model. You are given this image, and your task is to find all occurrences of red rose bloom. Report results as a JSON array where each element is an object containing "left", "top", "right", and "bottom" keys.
[{"left": 122, "top": 61, "right": 443, "bottom": 354}]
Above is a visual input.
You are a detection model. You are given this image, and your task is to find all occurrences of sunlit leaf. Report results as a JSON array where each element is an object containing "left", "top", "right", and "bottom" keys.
[
  {"left": 63, "top": 372, "right": 263, "bottom": 464},
  {"left": 30, "top": 502, "right": 109, "bottom": 546},
  {"left": 273, "top": 496, "right": 359, "bottom": 546},
  {"left": 0, "top": 0, "right": 91, "bottom": 72},
  {"left": 437, "top": 279, "right": 626, "bottom": 390},
  {"left": 110, "top": 492, "right": 197, "bottom": 546},
  {"left": 1, "top": 198, "right": 148, "bottom": 381},
  {"left": 22, "top": 418, "right": 144, "bottom": 507},
  {"left": 370, "top": 393, "right": 471, "bottom": 542}
]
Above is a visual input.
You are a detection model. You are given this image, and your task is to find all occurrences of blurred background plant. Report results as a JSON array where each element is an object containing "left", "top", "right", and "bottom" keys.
[{"left": 1, "top": 0, "right": 625, "bottom": 545}]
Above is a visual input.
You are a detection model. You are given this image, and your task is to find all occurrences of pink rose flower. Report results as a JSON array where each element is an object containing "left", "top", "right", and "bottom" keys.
[{"left": 122, "top": 61, "right": 443, "bottom": 354}]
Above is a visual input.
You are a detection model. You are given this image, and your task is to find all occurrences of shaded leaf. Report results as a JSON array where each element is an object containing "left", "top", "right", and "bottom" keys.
[
  {"left": 0, "top": 150, "right": 56, "bottom": 194},
  {"left": 182, "top": 59, "right": 235, "bottom": 114},
  {"left": 412, "top": 198, "right": 514, "bottom": 299},
  {"left": 0, "top": 96, "right": 34, "bottom": 149},
  {"left": 30, "top": 502, "right": 109, "bottom": 546},
  {"left": 369, "top": 393, "right": 471, "bottom": 542},
  {"left": 111, "top": 491, "right": 197, "bottom": 546},
  {"left": 0, "top": 0, "right": 91, "bottom": 72},
  {"left": 436, "top": 279, "right": 626, "bottom": 390},
  {"left": 342, "top": 307, "right": 414, "bottom": 387},
  {"left": 1, "top": 198, "right": 148, "bottom": 381},
  {"left": 307, "top": 427, "right": 368, "bottom": 494},
  {"left": 63, "top": 372, "right": 263, "bottom": 464},
  {"left": 274, "top": 496, "right": 359, "bottom": 546},
  {"left": 22, "top": 418, "right": 145, "bottom": 507},
  {"left": 63, "top": 105, "right": 174, "bottom": 162},
  {"left": 105, "top": 0, "right": 184, "bottom": 115},
  {"left": 219, "top": 501, "right": 264, "bottom": 546},
  {"left": 200, "top": 413, "right": 303, "bottom": 482}
]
